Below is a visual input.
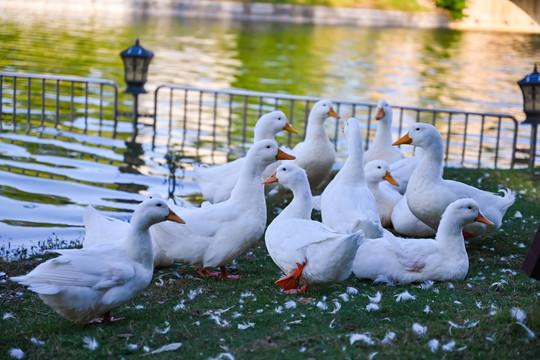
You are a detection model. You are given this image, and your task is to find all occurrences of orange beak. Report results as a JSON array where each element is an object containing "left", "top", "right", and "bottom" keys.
[
  {"left": 276, "top": 148, "right": 295, "bottom": 160},
  {"left": 262, "top": 171, "right": 279, "bottom": 184},
  {"left": 393, "top": 132, "right": 412, "bottom": 146},
  {"left": 475, "top": 212, "right": 494, "bottom": 226},
  {"left": 383, "top": 171, "right": 399, "bottom": 186},
  {"left": 166, "top": 209, "right": 185, "bottom": 224},
  {"left": 283, "top": 123, "right": 299, "bottom": 134},
  {"left": 375, "top": 107, "right": 385, "bottom": 120},
  {"left": 328, "top": 107, "right": 340, "bottom": 119}
]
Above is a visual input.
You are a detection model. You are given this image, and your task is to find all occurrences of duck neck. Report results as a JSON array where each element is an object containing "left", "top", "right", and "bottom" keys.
[
  {"left": 277, "top": 178, "right": 313, "bottom": 221},
  {"left": 415, "top": 140, "right": 444, "bottom": 181},
  {"left": 254, "top": 126, "right": 277, "bottom": 143},
  {"left": 338, "top": 133, "right": 365, "bottom": 182},
  {"left": 435, "top": 216, "right": 467, "bottom": 255},
  {"left": 229, "top": 155, "right": 267, "bottom": 208},
  {"left": 305, "top": 115, "right": 329, "bottom": 143},
  {"left": 120, "top": 217, "right": 154, "bottom": 268},
  {"left": 373, "top": 116, "right": 392, "bottom": 147}
]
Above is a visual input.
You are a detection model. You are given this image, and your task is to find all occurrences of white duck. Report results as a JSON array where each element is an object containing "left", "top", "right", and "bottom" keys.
[
  {"left": 363, "top": 99, "right": 404, "bottom": 165},
  {"left": 321, "top": 118, "right": 383, "bottom": 238},
  {"left": 364, "top": 160, "right": 401, "bottom": 228},
  {"left": 391, "top": 195, "right": 437, "bottom": 237},
  {"left": 263, "top": 163, "right": 363, "bottom": 293},
  {"left": 290, "top": 99, "right": 340, "bottom": 191},
  {"left": 11, "top": 198, "right": 184, "bottom": 323},
  {"left": 353, "top": 198, "right": 493, "bottom": 284},
  {"left": 194, "top": 111, "right": 297, "bottom": 203},
  {"left": 393, "top": 123, "right": 515, "bottom": 237},
  {"left": 384, "top": 147, "right": 428, "bottom": 195},
  {"left": 82, "top": 193, "right": 195, "bottom": 268},
  {"left": 150, "top": 140, "right": 295, "bottom": 279}
]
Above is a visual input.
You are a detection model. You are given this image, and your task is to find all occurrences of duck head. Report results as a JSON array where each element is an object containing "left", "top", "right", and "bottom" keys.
[
  {"left": 364, "top": 160, "right": 399, "bottom": 187},
  {"left": 311, "top": 99, "right": 340, "bottom": 123},
  {"left": 375, "top": 99, "right": 392, "bottom": 122},
  {"left": 262, "top": 163, "right": 308, "bottom": 189},
  {"left": 392, "top": 123, "right": 442, "bottom": 149},
  {"left": 254, "top": 110, "right": 298, "bottom": 142},
  {"left": 443, "top": 198, "right": 494, "bottom": 228},
  {"left": 132, "top": 198, "right": 184, "bottom": 230}
]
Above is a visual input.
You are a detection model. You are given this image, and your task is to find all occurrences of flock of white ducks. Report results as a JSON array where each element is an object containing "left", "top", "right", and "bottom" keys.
[{"left": 11, "top": 98, "right": 516, "bottom": 324}]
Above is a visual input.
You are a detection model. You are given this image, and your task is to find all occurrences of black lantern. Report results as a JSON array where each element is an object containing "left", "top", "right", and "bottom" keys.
[
  {"left": 120, "top": 39, "right": 153, "bottom": 94},
  {"left": 518, "top": 64, "right": 540, "bottom": 125}
]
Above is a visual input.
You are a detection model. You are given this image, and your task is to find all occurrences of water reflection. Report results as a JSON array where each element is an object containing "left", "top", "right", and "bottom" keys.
[{"left": 1, "top": 9, "right": 539, "bottom": 255}]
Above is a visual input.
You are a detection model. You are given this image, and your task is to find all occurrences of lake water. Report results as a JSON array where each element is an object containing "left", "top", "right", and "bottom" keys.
[{"left": 1, "top": 8, "right": 539, "bottom": 257}]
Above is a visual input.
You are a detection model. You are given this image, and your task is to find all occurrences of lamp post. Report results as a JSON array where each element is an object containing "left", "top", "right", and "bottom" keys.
[
  {"left": 120, "top": 39, "right": 153, "bottom": 133},
  {"left": 517, "top": 64, "right": 540, "bottom": 168}
]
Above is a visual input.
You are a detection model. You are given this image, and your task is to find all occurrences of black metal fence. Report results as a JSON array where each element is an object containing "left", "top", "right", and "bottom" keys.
[{"left": 1, "top": 71, "right": 537, "bottom": 171}]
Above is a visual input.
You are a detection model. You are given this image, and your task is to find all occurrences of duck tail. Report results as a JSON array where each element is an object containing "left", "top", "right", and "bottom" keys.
[{"left": 498, "top": 188, "right": 516, "bottom": 213}]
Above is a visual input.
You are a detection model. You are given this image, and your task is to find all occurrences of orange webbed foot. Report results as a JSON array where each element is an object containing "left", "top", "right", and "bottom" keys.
[{"left": 275, "top": 259, "right": 307, "bottom": 291}]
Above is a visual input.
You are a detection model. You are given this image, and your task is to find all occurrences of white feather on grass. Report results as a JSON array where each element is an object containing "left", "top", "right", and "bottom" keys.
[
  {"left": 366, "top": 303, "right": 380, "bottom": 312},
  {"left": 380, "top": 332, "right": 396, "bottom": 345},
  {"left": 149, "top": 343, "right": 182, "bottom": 354},
  {"left": 3, "top": 313, "right": 15, "bottom": 320},
  {"left": 9, "top": 348, "right": 24, "bottom": 359},
  {"left": 83, "top": 337, "right": 98, "bottom": 351},
  {"left": 442, "top": 340, "right": 456, "bottom": 351},
  {"left": 412, "top": 323, "right": 427, "bottom": 336},
  {"left": 367, "top": 291, "right": 382, "bottom": 303},
  {"left": 394, "top": 291, "right": 416, "bottom": 302},
  {"left": 284, "top": 300, "right": 297, "bottom": 309},
  {"left": 155, "top": 321, "right": 170, "bottom": 335},
  {"left": 350, "top": 333, "right": 375, "bottom": 345},
  {"left": 428, "top": 339, "right": 439, "bottom": 352},
  {"left": 30, "top": 338, "right": 45, "bottom": 345},
  {"left": 238, "top": 322, "right": 255, "bottom": 330}
]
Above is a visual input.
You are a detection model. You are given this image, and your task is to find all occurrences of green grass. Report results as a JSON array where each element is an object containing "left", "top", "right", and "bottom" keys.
[{"left": 1, "top": 168, "right": 539, "bottom": 359}]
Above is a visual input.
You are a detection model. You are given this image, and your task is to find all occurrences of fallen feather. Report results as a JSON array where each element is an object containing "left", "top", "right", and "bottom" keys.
[
  {"left": 510, "top": 307, "right": 526, "bottom": 323},
  {"left": 209, "top": 353, "right": 235, "bottom": 360},
  {"left": 173, "top": 302, "right": 186, "bottom": 311},
  {"left": 274, "top": 306, "right": 283, "bottom": 314},
  {"left": 419, "top": 280, "right": 434, "bottom": 290},
  {"left": 338, "top": 293, "right": 350, "bottom": 302},
  {"left": 155, "top": 321, "right": 170, "bottom": 335},
  {"left": 412, "top": 323, "right": 427, "bottom": 336},
  {"left": 30, "top": 338, "right": 45, "bottom": 345},
  {"left": 284, "top": 300, "right": 297, "bottom": 309},
  {"left": 367, "top": 291, "right": 382, "bottom": 303},
  {"left": 476, "top": 301, "right": 483, "bottom": 309},
  {"left": 330, "top": 300, "right": 341, "bottom": 314},
  {"left": 458, "top": 346, "right": 468, "bottom": 351},
  {"left": 517, "top": 322, "right": 536, "bottom": 339},
  {"left": 424, "top": 305, "right": 431, "bottom": 314},
  {"left": 231, "top": 312, "right": 243, "bottom": 319},
  {"left": 514, "top": 211, "right": 523, "bottom": 218},
  {"left": 350, "top": 333, "right": 375, "bottom": 345},
  {"left": 316, "top": 301, "right": 328, "bottom": 311},
  {"left": 9, "top": 348, "right": 24, "bottom": 359},
  {"left": 154, "top": 277, "right": 164, "bottom": 287},
  {"left": 369, "top": 352, "right": 378, "bottom": 360},
  {"left": 380, "top": 332, "right": 396, "bottom": 345},
  {"left": 240, "top": 291, "right": 255, "bottom": 298},
  {"left": 135, "top": 305, "right": 144, "bottom": 310},
  {"left": 428, "top": 339, "right": 439, "bottom": 353},
  {"left": 447, "top": 283, "right": 454, "bottom": 289},
  {"left": 127, "top": 344, "right": 138, "bottom": 350},
  {"left": 83, "top": 337, "right": 98, "bottom": 351},
  {"left": 394, "top": 291, "right": 416, "bottom": 302},
  {"left": 149, "top": 342, "right": 182, "bottom": 355},
  {"left": 442, "top": 340, "right": 456, "bottom": 351},
  {"left": 453, "top": 301, "right": 462, "bottom": 305},
  {"left": 3, "top": 313, "right": 15, "bottom": 320},
  {"left": 347, "top": 287, "right": 359, "bottom": 295},
  {"left": 238, "top": 321, "right": 255, "bottom": 330},
  {"left": 329, "top": 318, "right": 336, "bottom": 328},
  {"left": 366, "top": 303, "right": 380, "bottom": 312},
  {"left": 188, "top": 288, "right": 203, "bottom": 300}
]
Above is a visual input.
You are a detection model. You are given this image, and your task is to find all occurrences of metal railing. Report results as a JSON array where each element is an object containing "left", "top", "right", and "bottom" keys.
[
  {"left": 153, "top": 84, "right": 524, "bottom": 169},
  {"left": 0, "top": 71, "right": 120, "bottom": 137},
  {"left": 0, "top": 72, "right": 533, "bottom": 170}
]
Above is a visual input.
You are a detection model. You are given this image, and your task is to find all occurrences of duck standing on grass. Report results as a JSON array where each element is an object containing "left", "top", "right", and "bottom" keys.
[
  {"left": 11, "top": 198, "right": 184, "bottom": 324},
  {"left": 150, "top": 140, "right": 295, "bottom": 279},
  {"left": 353, "top": 198, "right": 493, "bottom": 284},
  {"left": 289, "top": 99, "right": 340, "bottom": 192},
  {"left": 393, "top": 123, "right": 515, "bottom": 237},
  {"left": 194, "top": 111, "right": 298, "bottom": 204},
  {"left": 263, "top": 164, "right": 363, "bottom": 293}
]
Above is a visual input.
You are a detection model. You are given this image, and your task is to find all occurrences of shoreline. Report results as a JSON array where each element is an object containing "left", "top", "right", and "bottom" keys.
[{"left": 1, "top": 0, "right": 539, "bottom": 33}]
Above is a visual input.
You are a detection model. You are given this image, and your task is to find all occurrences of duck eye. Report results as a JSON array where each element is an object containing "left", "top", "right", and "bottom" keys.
[
  {"left": 416, "top": 127, "right": 420, "bottom": 131},
  {"left": 157, "top": 203, "right": 162, "bottom": 207},
  {"left": 278, "top": 117, "right": 281, "bottom": 120},
  {"left": 467, "top": 206, "right": 472, "bottom": 209},
  {"left": 282, "top": 168, "right": 287, "bottom": 171},
  {"left": 266, "top": 145, "right": 270, "bottom": 148}
]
